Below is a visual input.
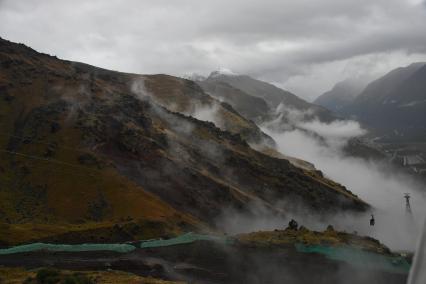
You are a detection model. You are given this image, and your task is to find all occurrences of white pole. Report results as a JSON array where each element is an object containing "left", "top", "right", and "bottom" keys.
[{"left": 407, "top": 218, "right": 426, "bottom": 284}]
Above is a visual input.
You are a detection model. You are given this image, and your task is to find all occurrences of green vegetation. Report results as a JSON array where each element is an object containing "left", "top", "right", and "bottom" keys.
[
  {"left": 237, "top": 226, "right": 391, "bottom": 254},
  {"left": 237, "top": 227, "right": 410, "bottom": 274}
]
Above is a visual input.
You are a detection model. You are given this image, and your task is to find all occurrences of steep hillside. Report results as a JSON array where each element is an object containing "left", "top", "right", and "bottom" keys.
[
  {"left": 70, "top": 65, "right": 273, "bottom": 147},
  {"left": 197, "top": 79, "right": 270, "bottom": 122},
  {"left": 349, "top": 63, "right": 425, "bottom": 108},
  {"left": 0, "top": 38, "right": 367, "bottom": 244},
  {"left": 343, "top": 63, "right": 426, "bottom": 142}
]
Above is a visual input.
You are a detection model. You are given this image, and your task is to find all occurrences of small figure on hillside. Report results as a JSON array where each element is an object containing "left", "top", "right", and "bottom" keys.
[
  {"left": 288, "top": 219, "right": 298, "bottom": 230},
  {"left": 299, "top": 226, "right": 308, "bottom": 232},
  {"left": 370, "top": 214, "right": 375, "bottom": 226}
]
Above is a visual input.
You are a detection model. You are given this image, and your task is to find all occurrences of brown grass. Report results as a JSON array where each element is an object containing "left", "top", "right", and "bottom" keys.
[{"left": 0, "top": 267, "right": 185, "bottom": 284}]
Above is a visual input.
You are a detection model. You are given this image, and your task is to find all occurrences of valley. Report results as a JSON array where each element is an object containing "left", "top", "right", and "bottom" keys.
[
  {"left": 376, "top": 141, "right": 426, "bottom": 180},
  {"left": 0, "top": 35, "right": 425, "bottom": 284}
]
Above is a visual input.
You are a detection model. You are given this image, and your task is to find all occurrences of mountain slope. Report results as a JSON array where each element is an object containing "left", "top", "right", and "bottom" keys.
[
  {"left": 314, "top": 79, "right": 366, "bottom": 113},
  {"left": 343, "top": 62, "right": 426, "bottom": 142},
  {"left": 197, "top": 71, "right": 385, "bottom": 162},
  {"left": 204, "top": 71, "right": 337, "bottom": 123},
  {"left": 197, "top": 79, "right": 270, "bottom": 122},
  {"left": 0, "top": 38, "right": 367, "bottom": 244},
  {"left": 349, "top": 63, "right": 425, "bottom": 108}
]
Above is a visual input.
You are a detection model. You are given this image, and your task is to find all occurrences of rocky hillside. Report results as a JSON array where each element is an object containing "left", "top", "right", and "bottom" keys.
[
  {"left": 135, "top": 73, "right": 274, "bottom": 146},
  {"left": 0, "top": 38, "right": 367, "bottom": 244}
]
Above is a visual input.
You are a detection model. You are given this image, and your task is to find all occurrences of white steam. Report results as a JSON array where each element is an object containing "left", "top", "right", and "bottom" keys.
[
  {"left": 264, "top": 108, "right": 426, "bottom": 250},
  {"left": 220, "top": 106, "right": 426, "bottom": 251},
  {"left": 130, "top": 78, "right": 151, "bottom": 101},
  {"left": 266, "top": 125, "right": 425, "bottom": 250},
  {"left": 298, "top": 120, "right": 366, "bottom": 140},
  {"left": 191, "top": 103, "right": 225, "bottom": 130},
  {"left": 131, "top": 76, "right": 426, "bottom": 250},
  {"left": 276, "top": 103, "right": 315, "bottom": 122},
  {"left": 131, "top": 77, "right": 224, "bottom": 129}
]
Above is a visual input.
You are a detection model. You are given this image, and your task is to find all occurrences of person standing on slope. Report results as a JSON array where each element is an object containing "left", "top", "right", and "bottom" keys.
[{"left": 370, "top": 214, "right": 375, "bottom": 226}]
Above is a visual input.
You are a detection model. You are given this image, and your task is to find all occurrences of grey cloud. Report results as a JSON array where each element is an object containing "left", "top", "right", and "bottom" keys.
[{"left": 1, "top": 0, "right": 425, "bottom": 100}]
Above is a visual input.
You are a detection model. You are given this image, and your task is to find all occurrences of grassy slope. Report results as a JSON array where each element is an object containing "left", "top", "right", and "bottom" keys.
[
  {"left": 142, "top": 74, "right": 272, "bottom": 145},
  {"left": 0, "top": 57, "right": 202, "bottom": 244},
  {"left": 237, "top": 227, "right": 391, "bottom": 255}
]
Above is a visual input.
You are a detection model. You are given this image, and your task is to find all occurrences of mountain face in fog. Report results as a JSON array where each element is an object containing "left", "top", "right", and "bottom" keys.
[
  {"left": 314, "top": 79, "right": 366, "bottom": 113},
  {"left": 197, "top": 77, "right": 270, "bottom": 122},
  {"left": 198, "top": 70, "right": 338, "bottom": 123},
  {"left": 205, "top": 71, "right": 297, "bottom": 108},
  {"left": 0, "top": 37, "right": 368, "bottom": 245},
  {"left": 196, "top": 70, "right": 386, "bottom": 161},
  {"left": 342, "top": 63, "right": 426, "bottom": 142}
]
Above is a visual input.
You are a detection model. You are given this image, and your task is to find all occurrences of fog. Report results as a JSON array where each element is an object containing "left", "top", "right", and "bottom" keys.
[
  {"left": 130, "top": 76, "right": 425, "bottom": 251},
  {"left": 191, "top": 102, "right": 222, "bottom": 126},
  {"left": 271, "top": 128, "right": 424, "bottom": 250},
  {"left": 217, "top": 106, "right": 426, "bottom": 251}
]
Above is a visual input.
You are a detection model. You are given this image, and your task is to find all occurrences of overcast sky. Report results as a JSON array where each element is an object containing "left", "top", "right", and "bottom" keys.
[{"left": 1, "top": 0, "right": 426, "bottom": 101}]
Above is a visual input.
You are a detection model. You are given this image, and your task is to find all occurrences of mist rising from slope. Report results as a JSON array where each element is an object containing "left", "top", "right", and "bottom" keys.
[
  {"left": 217, "top": 105, "right": 425, "bottom": 250},
  {"left": 130, "top": 76, "right": 424, "bottom": 250},
  {"left": 270, "top": 129, "right": 423, "bottom": 249},
  {"left": 265, "top": 112, "right": 426, "bottom": 250}
]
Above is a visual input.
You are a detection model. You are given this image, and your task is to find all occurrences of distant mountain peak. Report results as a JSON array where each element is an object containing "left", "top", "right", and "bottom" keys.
[{"left": 314, "top": 78, "right": 368, "bottom": 113}]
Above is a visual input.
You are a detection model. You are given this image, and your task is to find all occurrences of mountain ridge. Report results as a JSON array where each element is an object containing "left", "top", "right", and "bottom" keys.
[{"left": 342, "top": 62, "right": 426, "bottom": 142}]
